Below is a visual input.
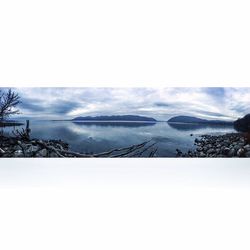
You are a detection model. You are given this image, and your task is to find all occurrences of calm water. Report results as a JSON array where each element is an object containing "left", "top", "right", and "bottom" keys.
[{"left": 2, "top": 120, "right": 236, "bottom": 157}]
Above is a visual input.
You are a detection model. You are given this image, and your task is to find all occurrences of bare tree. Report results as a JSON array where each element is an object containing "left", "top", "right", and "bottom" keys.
[{"left": 0, "top": 89, "right": 21, "bottom": 121}]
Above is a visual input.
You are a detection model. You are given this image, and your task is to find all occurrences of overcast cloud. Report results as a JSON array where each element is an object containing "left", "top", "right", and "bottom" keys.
[{"left": 2, "top": 87, "right": 250, "bottom": 121}]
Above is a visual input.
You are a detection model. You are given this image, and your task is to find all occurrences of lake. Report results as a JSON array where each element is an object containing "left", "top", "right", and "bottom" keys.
[{"left": 2, "top": 120, "right": 236, "bottom": 157}]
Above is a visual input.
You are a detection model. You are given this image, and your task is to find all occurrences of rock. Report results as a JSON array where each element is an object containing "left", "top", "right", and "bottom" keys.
[
  {"left": 190, "top": 134, "right": 193, "bottom": 136},
  {"left": 196, "top": 147, "right": 202, "bottom": 152},
  {"left": 233, "top": 145, "right": 241, "bottom": 152},
  {"left": 216, "top": 148, "right": 220, "bottom": 154},
  {"left": 244, "top": 144, "right": 250, "bottom": 151},
  {"left": 245, "top": 151, "right": 250, "bottom": 157},
  {"left": 14, "top": 150, "right": 24, "bottom": 157},
  {"left": 36, "top": 149, "right": 47, "bottom": 157},
  {"left": 238, "top": 143, "right": 245, "bottom": 148},
  {"left": 228, "top": 148, "right": 236, "bottom": 157},
  {"left": 0, "top": 148, "right": 5, "bottom": 155},
  {"left": 49, "top": 152, "right": 59, "bottom": 157},
  {"left": 199, "top": 152, "right": 206, "bottom": 157},
  {"left": 222, "top": 147, "right": 230, "bottom": 155},
  {"left": 217, "top": 154, "right": 225, "bottom": 157},
  {"left": 237, "top": 148, "right": 245, "bottom": 157},
  {"left": 14, "top": 145, "right": 23, "bottom": 151},
  {"left": 207, "top": 148, "right": 216, "bottom": 154},
  {"left": 26, "top": 145, "right": 40, "bottom": 153},
  {"left": 222, "top": 142, "right": 229, "bottom": 147}
]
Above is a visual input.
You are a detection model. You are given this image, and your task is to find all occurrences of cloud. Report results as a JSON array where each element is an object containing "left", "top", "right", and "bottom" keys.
[
  {"left": 1, "top": 87, "right": 250, "bottom": 121},
  {"left": 154, "top": 102, "right": 170, "bottom": 107}
]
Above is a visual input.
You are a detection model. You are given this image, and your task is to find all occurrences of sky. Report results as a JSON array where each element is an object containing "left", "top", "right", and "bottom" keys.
[{"left": 1, "top": 87, "right": 250, "bottom": 121}]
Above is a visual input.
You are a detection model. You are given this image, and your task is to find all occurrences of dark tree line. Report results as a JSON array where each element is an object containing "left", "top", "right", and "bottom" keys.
[{"left": 0, "top": 89, "right": 21, "bottom": 121}]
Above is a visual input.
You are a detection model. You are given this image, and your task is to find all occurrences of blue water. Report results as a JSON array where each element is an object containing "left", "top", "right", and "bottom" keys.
[{"left": 2, "top": 120, "right": 236, "bottom": 157}]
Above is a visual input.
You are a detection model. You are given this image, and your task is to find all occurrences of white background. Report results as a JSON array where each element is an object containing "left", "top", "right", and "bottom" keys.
[{"left": 1, "top": 0, "right": 250, "bottom": 249}]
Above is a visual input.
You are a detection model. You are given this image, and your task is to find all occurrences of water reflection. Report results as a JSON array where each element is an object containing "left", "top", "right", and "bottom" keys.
[
  {"left": 72, "top": 121, "right": 156, "bottom": 128},
  {"left": 168, "top": 122, "right": 233, "bottom": 131}
]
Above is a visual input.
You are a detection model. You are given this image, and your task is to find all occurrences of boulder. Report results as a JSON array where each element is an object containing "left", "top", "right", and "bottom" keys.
[
  {"left": 36, "top": 149, "right": 47, "bottom": 157},
  {"left": 222, "top": 147, "right": 230, "bottom": 155},
  {"left": 207, "top": 148, "right": 216, "bottom": 154},
  {"left": 14, "top": 150, "right": 24, "bottom": 157},
  {"left": 26, "top": 145, "right": 40, "bottom": 154},
  {"left": 237, "top": 148, "right": 245, "bottom": 157},
  {"left": 0, "top": 147, "right": 5, "bottom": 155},
  {"left": 228, "top": 148, "right": 236, "bottom": 157},
  {"left": 49, "top": 152, "right": 59, "bottom": 157}
]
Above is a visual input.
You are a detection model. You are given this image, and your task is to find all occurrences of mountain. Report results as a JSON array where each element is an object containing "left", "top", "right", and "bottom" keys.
[
  {"left": 234, "top": 114, "right": 250, "bottom": 132},
  {"left": 72, "top": 115, "right": 157, "bottom": 122},
  {"left": 168, "top": 116, "right": 233, "bottom": 125}
]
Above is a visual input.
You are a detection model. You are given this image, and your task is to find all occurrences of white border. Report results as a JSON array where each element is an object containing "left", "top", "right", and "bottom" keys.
[{"left": 1, "top": 0, "right": 250, "bottom": 249}]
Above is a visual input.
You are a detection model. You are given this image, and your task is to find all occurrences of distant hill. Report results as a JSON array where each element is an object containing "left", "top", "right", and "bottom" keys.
[
  {"left": 0, "top": 120, "right": 24, "bottom": 127},
  {"left": 168, "top": 116, "right": 233, "bottom": 125},
  {"left": 234, "top": 114, "right": 250, "bottom": 132},
  {"left": 72, "top": 115, "right": 157, "bottom": 122}
]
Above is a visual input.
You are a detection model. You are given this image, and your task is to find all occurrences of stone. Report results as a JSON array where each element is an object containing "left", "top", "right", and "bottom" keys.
[
  {"left": 196, "top": 147, "right": 202, "bottom": 152},
  {"left": 217, "top": 154, "right": 225, "bottom": 158},
  {"left": 228, "top": 148, "right": 236, "bottom": 157},
  {"left": 244, "top": 144, "right": 250, "bottom": 151},
  {"left": 245, "top": 151, "right": 250, "bottom": 157},
  {"left": 14, "top": 145, "right": 22, "bottom": 151},
  {"left": 36, "top": 149, "right": 47, "bottom": 157},
  {"left": 233, "top": 145, "right": 241, "bottom": 152},
  {"left": 199, "top": 152, "right": 206, "bottom": 157},
  {"left": 0, "top": 148, "right": 5, "bottom": 155},
  {"left": 207, "top": 148, "right": 216, "bottom": 154},
  {"left": 203, "top": 146, "right": 208, "bottom": 152},
  {"left": 237, "top": 148, "right": 245, "bottom": 157},
  {"left": 222, "top": 147, "right": 230, "bottom": 155},
  {"left": 238, "top": 143, "right": 245, "bottom": 148},
  {"left": 14, "top": 150, "right": 24, "bottom": 157},
  {"left": 49, "top": 152, "right": 59, "bottom": 157},
  {"left": 26, "top": 145, "right": 40, "bottom": 153}
]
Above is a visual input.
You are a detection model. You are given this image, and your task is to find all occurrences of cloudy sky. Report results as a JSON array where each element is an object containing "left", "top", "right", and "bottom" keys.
[{"left": 2, "top": 87, "right": 250, "bottom": 121}]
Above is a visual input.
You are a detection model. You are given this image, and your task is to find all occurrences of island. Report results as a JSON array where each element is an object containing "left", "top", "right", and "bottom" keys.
[
  {"left": 167, "top": 115, "right": 233, "bottom": 125},
  {"left": 72, "top": 115, "right": 157, "bottom": 122}
]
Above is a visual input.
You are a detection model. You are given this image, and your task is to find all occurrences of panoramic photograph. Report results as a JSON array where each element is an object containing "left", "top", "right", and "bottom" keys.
[{"left": 0, "top": 87, "right": 250, "bottom": 158}]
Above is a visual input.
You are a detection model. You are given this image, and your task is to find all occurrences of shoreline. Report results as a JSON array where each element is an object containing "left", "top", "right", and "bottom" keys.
[
  {"left": 176, "top": 132, "right": 250, "bottom": 157},
  {"left": 0, "top": 135, "right": 70, "bottom": 157},
  {"left": 1, "top": 130, "right": 250, "bottom": 158},
  {"left": 0, "top": 135, "right": 157, "bottom": 158}
]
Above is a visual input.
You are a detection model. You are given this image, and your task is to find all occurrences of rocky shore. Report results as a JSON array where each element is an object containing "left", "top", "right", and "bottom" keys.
[
  {"left": 176, "top": 133, "right": 250, "bottom": 157},
  {"left": 0, "top": 135, "right": 69, "bottom": 157},
  {"left": 0, "top": 135, "right": 157, "bottom": 158}
]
